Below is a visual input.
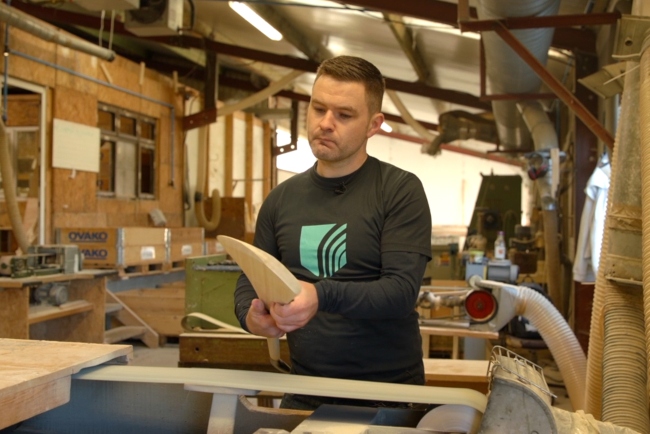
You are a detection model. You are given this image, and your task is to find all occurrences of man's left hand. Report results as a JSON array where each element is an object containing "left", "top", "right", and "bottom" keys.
[{"left": 270, "top": 281, "right": 318, "bottom": 332}]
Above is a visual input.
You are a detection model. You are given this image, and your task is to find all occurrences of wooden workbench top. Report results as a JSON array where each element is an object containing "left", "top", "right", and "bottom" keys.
[
  {"left": 0, "top": 339, "right": 132, "bottom": 429},
  {"left": 0, "top": 269, "right": 116, "bottom": 288}
]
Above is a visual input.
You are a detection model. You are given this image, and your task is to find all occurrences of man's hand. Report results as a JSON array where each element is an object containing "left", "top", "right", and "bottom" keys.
[
  {"left": 271, "top": 281, "right": 319, "bottom": 333},
  {"left": 245, "top": 298, "right": 285, "bottom": 338}
]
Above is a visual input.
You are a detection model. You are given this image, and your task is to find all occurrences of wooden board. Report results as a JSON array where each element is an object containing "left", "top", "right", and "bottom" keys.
[
  {"left": 75, "top": 364, "right": 488, "bottom": 413},
  {"left": 0, "top": 339, "right": 132, "bottom": 429},
  {"left": 216, "top": 236, "right": 301, "bottom": 368},
  {"left": 217, "top": 236, "right": 300, "bottom": 306},
  {"left": 423, "top": 359, "right": 490, "bottom": 393}
]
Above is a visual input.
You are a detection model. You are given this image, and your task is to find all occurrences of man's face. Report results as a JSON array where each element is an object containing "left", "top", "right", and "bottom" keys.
[{"left": 307, "top": 75, "right": 383, "bottom": 175}]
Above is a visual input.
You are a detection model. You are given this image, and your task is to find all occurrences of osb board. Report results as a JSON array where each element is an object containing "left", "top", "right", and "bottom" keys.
[
  {"left": 106, "top": 213, "right": 149, "bottom": 227},
  {"left": 7, "top": 95, "right": 40, "bottom": 127},
  {"left": 51, "top": 168, "right": 97, "bottom": 213},
  {"left": 205, "top": 197, "right": 246, "bottom": 239},
  {"left": 0, "top": 288, "right": 29, "bottom": 339},
  {"left": 54, "top": 46, "right": 99, "bottom": 95},
  {"left": 97, "top": 198, "right": 138, "bottom": 216},
  {"left": 0, "top": 200, "right": 29, "bottom": 227},
  {"left": 116, "top": 287, "right": 185, "bottom": 337},
  {"left": 4, "top": 30, "right": 57, "bottom": 89},
  {"left": 53, "top": 85, "right": 97, "bottom": 126},
  {"left": 51, "top": 212, "right": 108, "bottom": 230},
  {"left": 29, "top": 277, "right": 106, "bottom": 343}
]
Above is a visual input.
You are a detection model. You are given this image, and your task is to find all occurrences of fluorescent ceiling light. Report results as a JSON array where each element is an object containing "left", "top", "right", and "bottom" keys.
[
  {"left": 229, "top": 2, "right": 283, "bottom": 41},
  {"left": 380, "top": 122, "right": 393, "bottom": 133}
]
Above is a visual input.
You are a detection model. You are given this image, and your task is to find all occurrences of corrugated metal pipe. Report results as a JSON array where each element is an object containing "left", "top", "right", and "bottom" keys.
[
  {"left": 476, "top": 0, "right": 564, "bottom": 314},
  {"left": 0, "top": 2, "right": 115, "bottom": 61},
  {"left": 476, "top": 0, "right": 559, "bottom": 149},
  {"left": 584, "top": 54, "right": 647, "bottom": 431}
]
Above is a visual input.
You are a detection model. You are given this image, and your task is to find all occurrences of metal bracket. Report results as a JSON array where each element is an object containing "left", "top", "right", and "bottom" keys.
[{"left": 613, "top": 14, "right": 650, "bottom": 61}]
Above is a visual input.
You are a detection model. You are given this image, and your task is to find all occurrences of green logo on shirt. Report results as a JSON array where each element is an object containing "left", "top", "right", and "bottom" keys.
[{"left": 300, "top": 224, "right": 347, "bottom": 277}]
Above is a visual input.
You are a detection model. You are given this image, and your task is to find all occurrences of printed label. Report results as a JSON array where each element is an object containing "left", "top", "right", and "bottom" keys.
[
  {"left": 140, "top": 246, "right": 155, "bottom": 260},
  {"left": 181, "top": 244, "right": 193, "bottom": 256},
  {"left": 81, "top": 248, "right": 109, "bottom": 260},
  {"left": 67, "top": 231, "right": 109, "bottom": 243}
]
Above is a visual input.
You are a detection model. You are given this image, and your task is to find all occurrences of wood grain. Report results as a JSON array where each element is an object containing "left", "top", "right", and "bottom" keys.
[
  {"left": 217, "top": 235, "right": 301, "bottom": 306},
  {"left": 0, "top": 339, "right": 131, "bottom": 429}
]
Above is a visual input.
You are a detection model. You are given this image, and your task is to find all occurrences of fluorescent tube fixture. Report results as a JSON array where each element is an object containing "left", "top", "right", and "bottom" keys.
[{"left": 229, "top": 2, "right": 283, "bottom": 41}]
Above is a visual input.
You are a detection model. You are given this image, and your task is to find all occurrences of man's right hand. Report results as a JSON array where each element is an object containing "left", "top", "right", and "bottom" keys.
[{"left": 245, "top": 298, "right": 285, "bottom": 338}]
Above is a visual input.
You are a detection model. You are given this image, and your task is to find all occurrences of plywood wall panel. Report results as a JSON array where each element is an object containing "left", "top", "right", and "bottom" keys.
[
  {"left": 50, "top": 169, "right": 97, "bottom": 213},
  {"left": 54, "top": 46, "right": 99, "bottom": 95},
  {"left": 3, "top": 30, "right": 56, "bottom": 89},
  {"left": 52, "top": 212, "right": 107, "bottom": 229},
  {"left": 53, "top": 86, "right": 97, "bottom": 126},
  {"left": 7, "top": 95, "right": 40, "bottom": 127}
]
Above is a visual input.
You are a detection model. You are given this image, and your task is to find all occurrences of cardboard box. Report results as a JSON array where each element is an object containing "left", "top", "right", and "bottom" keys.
[
  {"left": 56, "top": 227, "right": 168, "bottom": 268},
  {"left": 167, "top": 227, "right": 205, "bottom": 265}
]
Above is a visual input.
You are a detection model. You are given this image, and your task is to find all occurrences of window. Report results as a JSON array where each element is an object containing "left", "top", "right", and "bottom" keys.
[{"left": 97, "top": 105, "right": 157, "bottom": 199}]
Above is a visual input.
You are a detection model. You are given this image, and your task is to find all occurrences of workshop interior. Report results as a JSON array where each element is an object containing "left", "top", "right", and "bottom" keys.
[{"left": 0, "top": 0, "right": 647, "bottom": 432}]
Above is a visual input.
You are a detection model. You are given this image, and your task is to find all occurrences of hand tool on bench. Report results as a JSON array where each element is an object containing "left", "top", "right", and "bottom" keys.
[{"left": 217, "top": 235, "right": 301, "bottom": 373}]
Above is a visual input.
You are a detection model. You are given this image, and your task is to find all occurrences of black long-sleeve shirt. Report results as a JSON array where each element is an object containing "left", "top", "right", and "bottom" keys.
[{"left": 234, "top": 156, "right": 432, "bottom": 384}]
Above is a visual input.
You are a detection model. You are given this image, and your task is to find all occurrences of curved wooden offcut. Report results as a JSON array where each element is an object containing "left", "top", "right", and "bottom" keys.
[{"left": 217, "top": 235, "right": 301, "bottom": 371}]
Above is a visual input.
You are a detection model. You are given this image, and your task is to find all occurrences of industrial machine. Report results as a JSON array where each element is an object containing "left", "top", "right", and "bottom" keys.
[
  {"left": 11, "top": 341, "right": 638, "bottom": 433},
  {"left": 0, "top": 244, "right": 82, "bottom": 278}
]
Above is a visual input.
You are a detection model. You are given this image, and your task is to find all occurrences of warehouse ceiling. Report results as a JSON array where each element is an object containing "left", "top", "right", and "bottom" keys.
[{"left": 8, "top": 0, "right": 622, "bottom": 156}]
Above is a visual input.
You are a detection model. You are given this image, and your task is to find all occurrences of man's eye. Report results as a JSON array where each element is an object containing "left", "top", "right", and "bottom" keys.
[{"left": 339, "top": 113, "right": 351, "bottom": 119}]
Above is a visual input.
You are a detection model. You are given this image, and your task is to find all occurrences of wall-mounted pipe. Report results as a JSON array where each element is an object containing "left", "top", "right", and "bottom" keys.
[{"left": 0, "top": 3, "right": 115, "bottom": 61}]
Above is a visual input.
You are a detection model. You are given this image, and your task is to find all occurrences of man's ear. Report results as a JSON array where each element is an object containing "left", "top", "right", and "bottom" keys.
[{"left": 367, "top": 112, "right": 385, "bottom": 138}]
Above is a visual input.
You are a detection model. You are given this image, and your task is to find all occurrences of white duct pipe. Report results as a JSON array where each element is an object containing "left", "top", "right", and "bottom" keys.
[
  {"left": 0, "top": 3, "right": 115, "bottom": 61},
  {"left": 471, "top": 277, "right": 586, "bottom": 411}
]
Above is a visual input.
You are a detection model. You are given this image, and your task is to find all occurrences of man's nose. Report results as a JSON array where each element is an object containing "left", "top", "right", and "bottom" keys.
[{"left": 319, "top": 111, "right": 335, "bottom": 130}]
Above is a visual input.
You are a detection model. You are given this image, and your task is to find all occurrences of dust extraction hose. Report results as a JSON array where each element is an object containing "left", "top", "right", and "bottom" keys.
[
  {"left": 473, "top": 277, "right": 586, "bottom": 411},
  {"left": 0, "top": 113, "right": 29, "bottom": 254}
]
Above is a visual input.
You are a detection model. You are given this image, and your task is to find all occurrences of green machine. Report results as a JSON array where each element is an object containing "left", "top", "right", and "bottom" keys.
[
  {"left": 184, "top": 254, "right": 242, "bottom": 330},
  {"left": 467, "top": 174, "right": 522, "bottom": 252}
]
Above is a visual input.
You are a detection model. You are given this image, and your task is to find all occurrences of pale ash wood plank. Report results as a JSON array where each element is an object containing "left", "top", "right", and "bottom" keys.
[
  {"left": 217, "top": 235, "right": 300, "bottom": 305},
  {"left": 0, "top": 339, "right": 131, "bottom": 430},
  {"left": 423, "top": 359, "right": 490, "bottom": 383}
]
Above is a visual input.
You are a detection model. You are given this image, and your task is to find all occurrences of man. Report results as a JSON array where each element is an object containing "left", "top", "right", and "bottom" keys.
[{"left": 234, "top": 55, "right": 432, "bottom": 410}]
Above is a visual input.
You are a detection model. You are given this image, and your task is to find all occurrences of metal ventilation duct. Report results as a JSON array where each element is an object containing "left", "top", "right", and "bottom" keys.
[{"left": 476, "top": 0, "right": 560, "bottom": 150}]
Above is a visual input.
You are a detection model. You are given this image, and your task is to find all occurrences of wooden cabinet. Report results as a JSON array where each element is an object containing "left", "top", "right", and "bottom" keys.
[{"left": 0, "top": 271, "right": 109, "bottom": 343}]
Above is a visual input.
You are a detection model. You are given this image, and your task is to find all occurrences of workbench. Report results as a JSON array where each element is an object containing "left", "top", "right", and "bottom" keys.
[
  {"left": 0, "top": 270, "right": 112, "bottom": 343},
  {"left": 0, "top": 338, "right": 131, "bottom": 430}
]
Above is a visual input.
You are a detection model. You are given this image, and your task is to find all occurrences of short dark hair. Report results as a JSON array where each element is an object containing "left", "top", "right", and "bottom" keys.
[{"left": 315, "top": 56, "right": 385, "bottom": 115}]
